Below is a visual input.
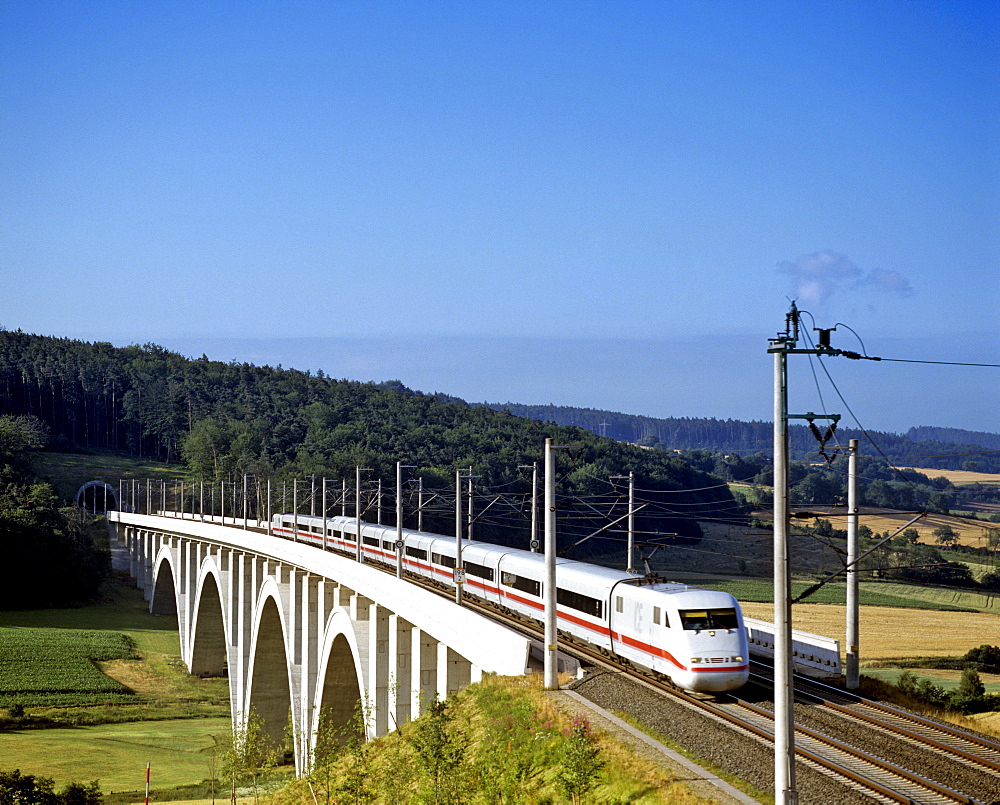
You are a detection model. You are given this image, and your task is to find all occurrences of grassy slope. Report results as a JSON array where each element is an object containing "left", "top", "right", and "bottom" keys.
[
  {"left": 271, "top": 675, "right": 716, "bottom": 805},
  {"left": 33, "top": 451, "right": 183, "bottom": 506}
]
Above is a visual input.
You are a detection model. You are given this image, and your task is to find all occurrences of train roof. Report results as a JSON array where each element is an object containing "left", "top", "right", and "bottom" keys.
[{"left": 280, "top": 514, "right": 735, "bottom": 600}]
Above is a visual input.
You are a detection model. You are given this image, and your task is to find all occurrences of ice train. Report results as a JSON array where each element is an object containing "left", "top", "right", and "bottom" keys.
[{"left": 271, "top": 513, "right": 750, "bottom": 692}]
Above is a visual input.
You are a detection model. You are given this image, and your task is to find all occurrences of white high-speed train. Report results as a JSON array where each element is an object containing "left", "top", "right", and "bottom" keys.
[{"left": 271, "top": 513, "right": 749, "bottom": 692}]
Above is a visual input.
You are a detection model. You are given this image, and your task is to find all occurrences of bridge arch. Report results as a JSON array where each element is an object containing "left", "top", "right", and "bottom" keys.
[
  {"left": 150, "top": 549, "right": 179, "bottom": 616},
  {"left": 75, "top": 481, "right": 117, "bottom": 513},
  {"left": 190, "top": 563, "right": 229, "bottom": 679},
  {"left": 312, "top": 608, "right": 365, "bottom": 747},
  {"left": 246, "top": 581, "right": 293, "bottom": 755},
  {"left": 108, "top": 510, "right": 534, "bottom": 777}
]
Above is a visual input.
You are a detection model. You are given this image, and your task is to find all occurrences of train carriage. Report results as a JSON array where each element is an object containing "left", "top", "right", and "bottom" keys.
[{"left": 271, "top": 513, "right": 749, "bottom": 692}]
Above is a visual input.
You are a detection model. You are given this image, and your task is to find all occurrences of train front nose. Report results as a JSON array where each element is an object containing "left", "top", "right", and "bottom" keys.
[
  {"left": 682, "top": 629, "right": 750, "bottom": 691},
  {"left": 682, "top": 659, "right": 750, "bottom": 692}
]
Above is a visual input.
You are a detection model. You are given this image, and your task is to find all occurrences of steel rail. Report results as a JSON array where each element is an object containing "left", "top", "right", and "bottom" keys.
[
  {"left": 750, "top": 663, "right": 1000, "bottom": 775},
  {"left": 791, "top": 671, "right": 1000, "bottom": 764}
]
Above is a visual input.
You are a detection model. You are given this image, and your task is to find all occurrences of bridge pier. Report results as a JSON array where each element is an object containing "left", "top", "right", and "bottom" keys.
[
  {"left": 108, "top": 511, "right": 532, "bottom": 776},
  {"left": 388, "top": 614, "right": 412, "bottom": 727},
  {"left": 411, "top": 627, "right": 438, "bottom": 718}
]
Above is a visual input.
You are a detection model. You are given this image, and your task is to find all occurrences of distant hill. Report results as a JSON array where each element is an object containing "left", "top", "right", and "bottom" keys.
[
  {"left": 905, "top": 426, "right": 1000, "bottom": 452},
  {"left": 485, "top": 403, "right": 1000, "bottom": 473}
]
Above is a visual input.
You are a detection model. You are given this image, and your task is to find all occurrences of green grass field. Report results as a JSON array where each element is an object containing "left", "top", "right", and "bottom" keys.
[
  {"left": 0, "top": 628, "right": 137, "bottom": 707},
  {"left": 0, "top": 717, "right": 232, "bottom": 791},
  {"left": 861, "top": 668, "right": 1000, "bottom": 694},
  {"left": 859, "top": 581, "right": 1000, "bottom": 614},
  {"left": 33, "top": 451, "right": 181, "bottom": 505},
  {"left": 0, "top": 585, "right": 182, "bottom": 657},
  {"left": 669, "top": 575, "right": 995, "bottom": 612}
]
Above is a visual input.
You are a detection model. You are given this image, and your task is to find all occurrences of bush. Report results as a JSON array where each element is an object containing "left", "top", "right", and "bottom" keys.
[
  {"left": 0, "top": 771, "right": 101, "bottom": 805},
  {"left": 893, "top": 667, "right": 999, "bottom": 715},
  {"left": 979, "top": 573, "right": 1000, "bottom": 592},
  {"left": 961, "top": 644, "right": 1000, "bottom": 674},
  {"left": 556, "top": 715, "right": 604, "bottom": 804}
]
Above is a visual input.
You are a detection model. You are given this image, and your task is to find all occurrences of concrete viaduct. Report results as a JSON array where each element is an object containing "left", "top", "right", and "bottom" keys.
[{"left": 107, "top": 510, "right": 533, "bottom": 773}]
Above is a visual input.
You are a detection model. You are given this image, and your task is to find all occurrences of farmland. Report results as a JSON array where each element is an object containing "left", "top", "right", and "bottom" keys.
[
  {"left": 670, "top": 574, "right": 1000, "bottom": 614},
  {"left": 0, "top": 628, "right": 136, "bottom": 707},
  {"left": 900, "top": 468, "right": 1000, "bottom": 488},
  {"left": 0, "top": 575, "right": 229, "bottom": 726}
]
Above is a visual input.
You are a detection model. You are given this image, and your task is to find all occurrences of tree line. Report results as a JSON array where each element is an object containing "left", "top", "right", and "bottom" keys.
[
  {"left": 682, "top": 448, "right": 966, "bottom": 514},
  {"left": 0, "top": 330, "right": 740, "bottom": 548},
  {"left": 491, "top": 403, "right": 1000, "bottom": 473},
  {"left": 0, "top": 415, "right": 107, "bottom": 608}
]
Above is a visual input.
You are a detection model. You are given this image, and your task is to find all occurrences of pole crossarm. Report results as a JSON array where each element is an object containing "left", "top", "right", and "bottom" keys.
[{"left": 787, "top": 413, "right": 841, "bottom": 423}]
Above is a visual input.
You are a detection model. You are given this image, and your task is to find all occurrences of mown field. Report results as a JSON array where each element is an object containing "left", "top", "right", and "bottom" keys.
[
  {"left": 815, "top": 507, "right": 996, "bottom": 549},
  {"left": 0, "top": 718, "right": 233, "bottom": 792},
  {"left": 900, "top": 468, "right": 1000, "bottom": 487}
]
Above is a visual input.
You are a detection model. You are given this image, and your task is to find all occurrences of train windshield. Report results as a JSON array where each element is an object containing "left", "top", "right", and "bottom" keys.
[{"left": 678, "top": 608, "right": 738, "bottom": 631}]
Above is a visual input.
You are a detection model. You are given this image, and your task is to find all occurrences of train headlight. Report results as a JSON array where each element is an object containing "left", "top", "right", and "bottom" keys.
[
  {"left": 690, "top": 657, "right": 702, "bottom": 664},
  {"left": 733, "top": 656, "right": 744, "bottom": 663}
]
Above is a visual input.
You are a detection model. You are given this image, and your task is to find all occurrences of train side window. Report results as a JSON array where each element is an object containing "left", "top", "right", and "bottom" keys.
[
  {"left": 615, "top": 596, "right": 623, "bottom": 614},
  {"left": 406, "top": 546, "right": 427, "bottom": 560},
  {"left": 465, "top": 561, "right": 494, "bottom": 581},
  {"left": 653, "top": 606, "right": 661, "bottom": 625},
  {"left": 557, "top": 588, "right": 603, "bottom": 618},
  {"left": 362, "top": 536, "right": 380, "bottom": 547},
  {"left": 501, "top": 572, "right": 541, "bottom": 597},
  {"left": 432, "top": 552, "right": 457, "bottom": 569}
]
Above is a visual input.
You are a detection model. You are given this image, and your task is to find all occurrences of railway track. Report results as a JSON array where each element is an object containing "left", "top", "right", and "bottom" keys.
[{"left": 755, "top": 664, "right": 1000, "bottom": 776}]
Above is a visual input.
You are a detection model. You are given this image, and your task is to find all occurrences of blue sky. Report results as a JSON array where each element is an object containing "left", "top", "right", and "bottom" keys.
[{"left": 3, "top": 1, "right": 998, "bottom": 434}]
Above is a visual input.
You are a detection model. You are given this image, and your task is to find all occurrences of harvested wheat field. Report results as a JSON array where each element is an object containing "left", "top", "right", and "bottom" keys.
[
  {"left": 900, "top": 468, "right": 1000, "bottom": 487},
  {"left": 740, "top": 602, "right": 1000, "bottom": 662},
  {"left": 806, "top": 507, "right": 990, "bottom": 548}
]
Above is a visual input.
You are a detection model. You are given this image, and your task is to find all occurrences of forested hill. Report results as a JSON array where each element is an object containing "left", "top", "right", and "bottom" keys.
[
  {"left": 488, "top": 403, "right": 1000, "bottom": 473},
  {"left": 0, "top": 330, "right": 739, "bottom": 548}
]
